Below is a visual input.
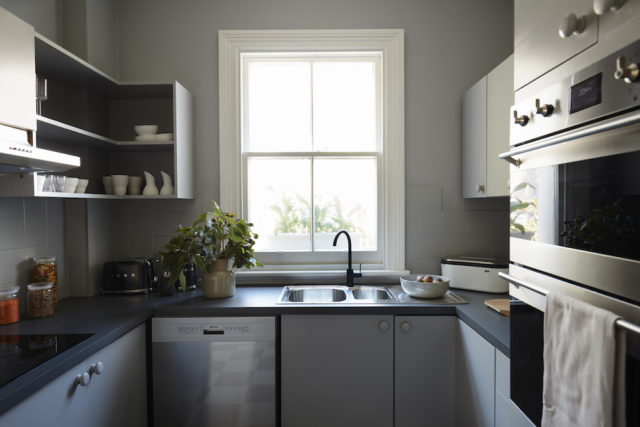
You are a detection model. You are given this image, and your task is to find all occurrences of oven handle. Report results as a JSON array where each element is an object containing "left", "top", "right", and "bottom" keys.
[
  {"left": 499, "top": 272, "right": 640, "bottom": 335},
  {"left": 499, "top": 108, "right": 640, "bottom": 165}
]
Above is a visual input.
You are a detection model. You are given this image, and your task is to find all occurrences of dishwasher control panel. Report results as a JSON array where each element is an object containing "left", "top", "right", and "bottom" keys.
[{"left": 152, "top": 317, "right": 276, "bottom": 342}]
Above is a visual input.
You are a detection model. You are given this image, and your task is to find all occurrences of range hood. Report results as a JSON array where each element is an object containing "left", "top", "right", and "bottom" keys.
[{"left": 0, "top": 124, "right": 79, "bottom": 173}]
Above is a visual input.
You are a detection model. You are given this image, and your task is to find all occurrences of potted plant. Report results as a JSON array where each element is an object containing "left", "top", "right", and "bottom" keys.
[{"left": 159, "top": 201, "right": 262, "bottom": 298}]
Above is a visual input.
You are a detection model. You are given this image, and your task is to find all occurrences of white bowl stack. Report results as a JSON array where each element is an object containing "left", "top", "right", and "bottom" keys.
[{"left": 134, "top": 125, "right": 158, "bottom": 141}]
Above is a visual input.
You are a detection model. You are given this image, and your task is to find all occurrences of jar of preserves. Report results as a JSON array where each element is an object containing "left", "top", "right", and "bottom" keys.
[
  {"left": 0, "top": 286, "right": 20, "bottom": 325},
  {"left": 27, "top": 282, "right": 54, "bottom": 319},
  {"left": 33, "top": 257, "right": 57, "bottom": 305}
]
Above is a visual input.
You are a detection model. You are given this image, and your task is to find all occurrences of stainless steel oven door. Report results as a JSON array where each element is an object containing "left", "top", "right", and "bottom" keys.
[
  {"left": 506, "top": 265, "right": 640, "bottom": 427},
  {"left": 506, "top": 112, "right": 640, "bottom": 303}
]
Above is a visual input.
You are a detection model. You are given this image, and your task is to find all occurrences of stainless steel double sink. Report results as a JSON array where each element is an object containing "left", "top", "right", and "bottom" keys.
[{"left": 278, "top": 285, "right": 395, "bottom": 304}]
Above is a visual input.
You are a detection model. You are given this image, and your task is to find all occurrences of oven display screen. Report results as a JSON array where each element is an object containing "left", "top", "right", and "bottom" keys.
[{"left": 570, "top": 73, "right": 602, "bottom": 114}]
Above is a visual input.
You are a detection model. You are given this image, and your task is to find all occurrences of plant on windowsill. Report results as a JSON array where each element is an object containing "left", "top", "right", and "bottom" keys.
[{"left": 159, "top": 201, "right": 262, "bottom": 299}]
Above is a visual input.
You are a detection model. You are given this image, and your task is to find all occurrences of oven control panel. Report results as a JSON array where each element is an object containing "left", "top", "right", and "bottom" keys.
[{"left": 510, "top": 37, "right": 640, "bottom": 146}]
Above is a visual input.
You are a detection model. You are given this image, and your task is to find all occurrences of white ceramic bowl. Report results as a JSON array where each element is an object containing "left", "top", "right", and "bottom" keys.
[
  {"left": 63, "top": 177, "right": 79, "bottom": 193},
  {"left": 400, "top": 275, "right": 450, "bottom": 298},
  {"left": 134, "top": 125, "right": 158, "bottom": 136}
]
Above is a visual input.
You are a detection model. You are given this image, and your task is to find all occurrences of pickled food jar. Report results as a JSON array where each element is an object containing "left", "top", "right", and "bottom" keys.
[
  {"left": 33, "top": 257, "right": 57, "bottom": 305},
  {"left": 27, "top": 282, "right": 54, "bottom": 319},
  {"left": 0, "top": 286, "right": 20, "bottom": 325}
]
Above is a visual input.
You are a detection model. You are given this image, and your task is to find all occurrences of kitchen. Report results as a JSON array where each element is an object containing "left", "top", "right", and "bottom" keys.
[{"left": 0, "top": 0, "right": 638, "bottom": 426}]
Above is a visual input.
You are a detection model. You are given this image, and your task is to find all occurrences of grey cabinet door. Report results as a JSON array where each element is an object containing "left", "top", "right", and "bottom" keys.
[
  {"left": 455, "top": 319, "right": 495, "bottom": 427},
  {"left": 395, "top": 316, "right": 456, "bottom": 427},
  {"left": 281, "top": 314, "right": 394, "bottom": 427},
  {"left": 463, "top": 77, "right": 487, "bottom": 198},
  {"left": 0, "top": 8, "right": 36, "bottom": 132},
  {"left": 514, "top": 0, "right": 597, "bottom": 90},
  {"left": 0, "top": 324, "right": 147, "bottom": 427}
]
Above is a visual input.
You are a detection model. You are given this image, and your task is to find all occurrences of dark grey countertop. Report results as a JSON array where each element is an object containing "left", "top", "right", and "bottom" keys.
[{"left": 0, "top": 286, "right": 509, "bottom": 415}]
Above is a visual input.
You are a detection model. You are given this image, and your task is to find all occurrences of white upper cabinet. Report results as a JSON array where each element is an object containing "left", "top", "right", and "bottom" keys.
[
  {"left": 514, "top": 0, "right": 597, "bottom": 90},
  {"left": 463, "top": 55, "right": 514, "bottom": 199},
  {"left": 0, "top": 7, "right": 36, "bottom": 132}
]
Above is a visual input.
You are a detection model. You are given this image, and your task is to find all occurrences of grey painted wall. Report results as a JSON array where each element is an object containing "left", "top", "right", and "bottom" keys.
[
  {"left": 0, "top": 0, "right": 513, "bottom": 293},
  {"left": 0, "top": 0, "right": 58, "bottom": 41},
  {"left": 114, "top": 0, "right": 513, "bottom": 273}
]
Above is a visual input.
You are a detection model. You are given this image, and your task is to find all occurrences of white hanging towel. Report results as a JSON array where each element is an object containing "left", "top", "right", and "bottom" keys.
[{"left": 542, "top": 291, "right": 626, "bottom": 427}]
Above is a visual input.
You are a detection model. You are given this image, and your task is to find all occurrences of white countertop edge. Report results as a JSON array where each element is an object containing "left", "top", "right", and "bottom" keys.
[{"left": 235, "top": 269, "right": 410, "bottom": 285}]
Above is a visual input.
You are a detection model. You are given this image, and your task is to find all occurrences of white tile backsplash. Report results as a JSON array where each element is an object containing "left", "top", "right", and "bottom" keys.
[
  {"left": 0, "top": 198, "right": 66, "bottom": 309},
  {"left": 153, "top": 212, "right": 178, "bottom": 236},
  {"left": 130, "top": 212, "right": 154, "bottom": 237}
]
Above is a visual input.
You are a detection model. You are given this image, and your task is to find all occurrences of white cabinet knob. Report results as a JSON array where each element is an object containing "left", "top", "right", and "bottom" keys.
[
  {"left": 379, "top": 320, "right": 390, "bottom": 331},
  {"left": 559, "top": 13, "right": 586, "bottom": 38},
  {"left": 476, "top": 184, "right": 485, "bottom": 193},
  {"left": 90, "top": 362, "right": 104, "bottom": 375},
  {"left": 593, "top": 0, "right": 624, "bottom": 15},
  {"left": 401, "top": 321, "right": 412, "bottom": 332},
  {"left": 74, "top": 372, "right": 91, "bottom": 387}
]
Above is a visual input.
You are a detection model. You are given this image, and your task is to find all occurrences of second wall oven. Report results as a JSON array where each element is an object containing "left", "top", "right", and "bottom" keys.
[{"left": 501, "top": 37, "right": 640, "bottom": 426}]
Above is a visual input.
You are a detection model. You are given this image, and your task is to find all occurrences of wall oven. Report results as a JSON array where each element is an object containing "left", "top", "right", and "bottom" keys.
[{"left": 500, "top": 38, "right": 640, "bottom": 426}]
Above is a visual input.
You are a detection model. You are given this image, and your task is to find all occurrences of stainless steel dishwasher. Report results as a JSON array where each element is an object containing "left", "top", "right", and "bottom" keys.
[{"left": 152, "top": 317, "right": 276, "bottom": 427}]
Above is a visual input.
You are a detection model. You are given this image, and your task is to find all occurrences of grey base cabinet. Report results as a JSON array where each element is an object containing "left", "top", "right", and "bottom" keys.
[
  {"left": 495, "top": 349, "right": 535, "bottom": 427},
  {"left": 0, "top": 324, "right": 147, "bottom": 427},
  {"left": 281, "top": 314, "right": 394, "bottom": 427},
  {"left": 395, "top": 316, "right": 455, "bottom": 427},
  {"left": 281, "top": 315, "right": 456, "bottom": 427},
  {"left": 455, "top": 319, "right": 495, "bottom": 427},
  {"left": 455, "top": 319, "right": 534, "bottom": 427}
]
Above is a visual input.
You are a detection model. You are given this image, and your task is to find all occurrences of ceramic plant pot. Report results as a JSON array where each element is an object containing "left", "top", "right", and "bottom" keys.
[{"left": 202, "top": 259, "right": 235, "bottom": 299}]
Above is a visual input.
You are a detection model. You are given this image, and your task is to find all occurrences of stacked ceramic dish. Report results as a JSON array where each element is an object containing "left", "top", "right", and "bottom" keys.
[{"left": 134, "top": 125, "right": 173, "bottom": 142}]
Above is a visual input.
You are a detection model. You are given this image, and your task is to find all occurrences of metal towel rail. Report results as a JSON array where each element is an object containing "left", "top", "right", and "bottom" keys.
[{"left": 499, "top": 272, "right": 640, "bottom": 336}]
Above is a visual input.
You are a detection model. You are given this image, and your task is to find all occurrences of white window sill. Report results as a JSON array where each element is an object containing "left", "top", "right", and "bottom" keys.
[{"left": 235, "top": 269, "right": 410, "bottom": 286}]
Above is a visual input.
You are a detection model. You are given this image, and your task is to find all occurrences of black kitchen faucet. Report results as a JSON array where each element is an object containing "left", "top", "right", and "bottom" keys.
[{"left": 332, "top": 230, "right": 363, "bottom": 286}]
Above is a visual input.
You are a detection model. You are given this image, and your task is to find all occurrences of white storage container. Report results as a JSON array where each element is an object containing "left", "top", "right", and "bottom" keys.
[{"left": 441, "top": 257, "right": 508, "bottom": 293}]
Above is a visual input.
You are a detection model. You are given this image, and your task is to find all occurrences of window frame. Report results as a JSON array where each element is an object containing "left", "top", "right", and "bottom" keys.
[{"left": 219, "top": 29, "right": 405, "bottom": 274}]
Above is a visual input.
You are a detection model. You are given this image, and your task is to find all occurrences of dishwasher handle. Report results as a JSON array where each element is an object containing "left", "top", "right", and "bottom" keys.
[{"left": 203, "top": 327, "right": 225, "bottom": 335}]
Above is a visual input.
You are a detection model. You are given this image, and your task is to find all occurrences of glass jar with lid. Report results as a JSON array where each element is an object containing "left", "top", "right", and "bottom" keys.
[
  {"left": 33, "top": 257, "right": 57, "bottom": 305},
  {"left": 0, "top": 286, "right": 20, "bottom": 325},
  {"left": 27, "top": 282, "right": 54, "bottom": 319}
]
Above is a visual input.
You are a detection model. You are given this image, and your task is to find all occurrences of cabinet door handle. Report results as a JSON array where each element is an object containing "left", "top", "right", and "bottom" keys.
[
  {"left": 401, "top": 321, "right": 412, "bottom": 332},
  {"left": 74, "top": 372, "right": 91, "bottom": 387},
  {"left": 559, "top": 13, "right": 586, "bottom": 38},
  {"left": 378, "top": 320, "right": 390, "bottom": 331},
  {"left": 593, "top": 0, "right": 624, "bottom": 15},
  {"left": 90, "top": 361, "right": 104, "bottom": 376}
]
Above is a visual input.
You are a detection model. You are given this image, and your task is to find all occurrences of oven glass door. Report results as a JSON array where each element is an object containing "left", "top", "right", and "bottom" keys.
[
  {"left": 510, "top": 296, "right": 544, "bottom": 426},
  {"left": 509, "top": 150, "right": 640, "bottom": 262}
]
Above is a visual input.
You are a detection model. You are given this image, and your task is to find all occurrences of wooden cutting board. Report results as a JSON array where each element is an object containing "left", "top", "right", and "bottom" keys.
[{"left": 485, "top": 299, "right": 510, "bottom": 316}]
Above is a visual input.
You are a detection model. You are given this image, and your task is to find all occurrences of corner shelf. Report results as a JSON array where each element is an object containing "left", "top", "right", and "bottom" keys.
[
  {"left": 0, "top": 31, "right": 196, "bottom": 200},
  {"left": 36, "top": 115, "right": 174, "bottom": 151}
]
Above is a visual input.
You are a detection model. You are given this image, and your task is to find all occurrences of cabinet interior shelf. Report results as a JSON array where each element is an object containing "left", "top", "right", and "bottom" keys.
[
  {"left": 36, "top": 191, "right": 178, "bottom": 199},
  {"left": 36, "top": 115, "right": 174, "bottom": 151},
  {"left": 34, "top": 33, "right": 172, "bottom": 98}
]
